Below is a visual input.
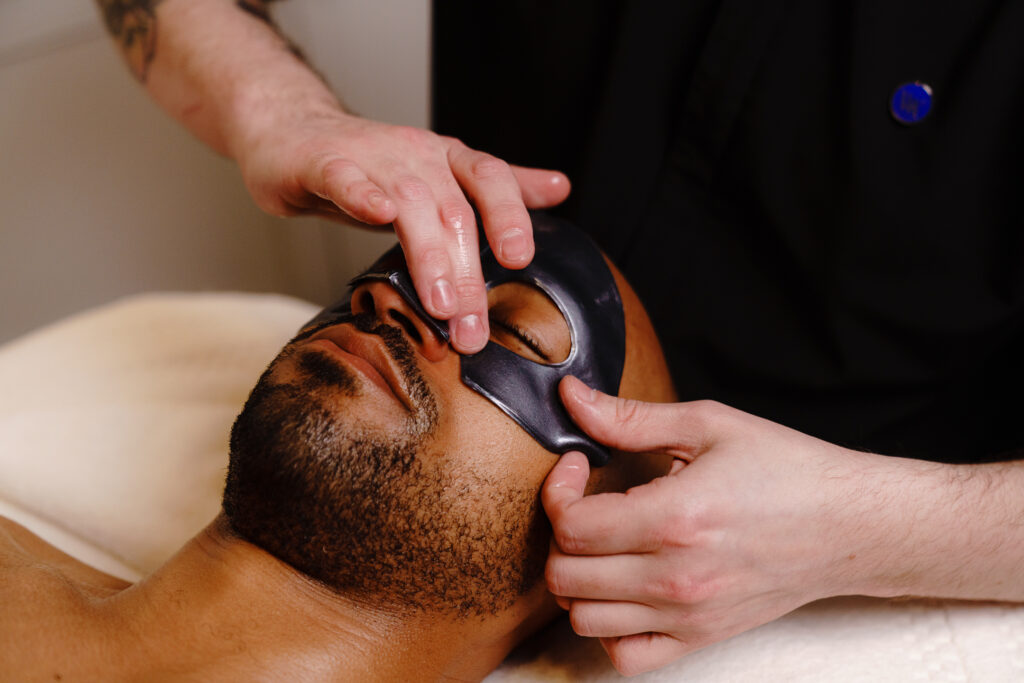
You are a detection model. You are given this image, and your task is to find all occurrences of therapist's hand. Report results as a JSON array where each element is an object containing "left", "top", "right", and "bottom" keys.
[
  {"left": 110, "top": 0, "right": 570, "bottom": 353},
  {"left": 542, "top": 377, "right": 902, "bottom": 675},
  {"left": 233, "top": 106, "right": 570, "bottom": 353}
]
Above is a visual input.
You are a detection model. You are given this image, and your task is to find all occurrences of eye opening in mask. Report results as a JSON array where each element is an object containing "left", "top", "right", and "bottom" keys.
[{"left": 486, "top": 281, "right": 571, "bottom": 365}]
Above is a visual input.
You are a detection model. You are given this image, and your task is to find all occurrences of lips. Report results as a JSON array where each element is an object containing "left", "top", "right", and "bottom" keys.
[{"left": 305, "top": 325, "right": 414, "bottom": 411}]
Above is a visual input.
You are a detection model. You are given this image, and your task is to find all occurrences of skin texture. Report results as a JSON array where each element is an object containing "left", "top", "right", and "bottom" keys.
[
  {"left": 95, "top": 1, "right": 1024, "bottom": 677},
  {"left": 0, "top": 252, "right": 675, "bottom": 680},
  {"left": 96, "top": 0, "right": 570, "bottom": 353},
  {"left": 222, "top": 312, "right": 550, "bottom": 617},
  {"left": 542, "top": 383, "right": 1024, "bottom": 676}
]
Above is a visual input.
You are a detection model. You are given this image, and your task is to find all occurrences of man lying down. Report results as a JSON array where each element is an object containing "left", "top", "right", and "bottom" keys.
[{"left": 0, "top": 214, "right": 675, "bottom": 681}]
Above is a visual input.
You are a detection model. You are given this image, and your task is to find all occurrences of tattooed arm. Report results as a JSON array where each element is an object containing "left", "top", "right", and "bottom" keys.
[
  {"left": 95, "top": 0, "right": 310, "bottom": 154},
  {"left": 97, "top": 0, "right": 162, "bottom": 81},
  {"left": 94, "top": 0, "right": 571, "bottom": 354}
]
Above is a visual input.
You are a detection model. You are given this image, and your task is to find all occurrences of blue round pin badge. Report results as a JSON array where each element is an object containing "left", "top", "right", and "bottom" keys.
[{"left": 890, "top": 81, "right": 933, "bottom": 124}]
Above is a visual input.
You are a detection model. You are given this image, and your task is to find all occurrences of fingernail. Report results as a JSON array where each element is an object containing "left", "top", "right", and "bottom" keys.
[
  {"left": 431, "top": 279, "right": 456, "bottom": 316},
  {"left": 455, "top": 314, "right": 485, "bottom": 350},
  {"left": 498, "top": 230, "right": 531, "bottom": 264}
]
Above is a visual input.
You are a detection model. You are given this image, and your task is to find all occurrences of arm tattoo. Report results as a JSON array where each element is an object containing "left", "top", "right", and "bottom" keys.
[
  {"left": 98, "top": 0, "right": 316, "bottom": 84},
  {"left": 97, "top": 0, "right": 165, "bottom": 82}
]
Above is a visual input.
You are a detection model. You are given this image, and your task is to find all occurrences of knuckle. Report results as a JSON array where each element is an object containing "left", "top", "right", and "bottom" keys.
[
  {"left": 438, "top": 200, "right": 472, "bottom": 231},
  {"left": 544, "top": 561, "right": 570, "bottom": 596},
  {"left": 453, "top": 280, "right": 485, "bottom": 305},
  {"left": 552, "top": 524, "right": 587, "bottom": 555},
  {"left": 438, "top": 133, "right": 464, "bottom": 148},
  {"left": 686, "top": 399, "right": 735, "bottom": 448},
  {"left": 391, "top": 176, "right": 432, "bottom": 202},
  {"left": 409, "top": 246, "right": 449, "bottom": 277},
  {"left": 469, "top": 154, "right": 512, "bottom": 181},
  {"left": 659, "top": 510, "right": 700, "bottom": 549},
  {"left": 691, "top": 399, "right": 729, "bottom": 424},
  {"left": 393, "top": 125, "right": 436, "bottom": 147},
  {"left": 653, "top": 573, "right": 705, "bottom": 604},
  {"left": 613, "top": 397, "right": 647, "bottom": 426},
  {"left": 568, "top": 608, "right": 597, "bottom": 637},
  {"left": 607, "top": 647, "right": 646, "bottom": 677},
  {"left": 320, "top": 157, "right": 357, "bottom": 182}
]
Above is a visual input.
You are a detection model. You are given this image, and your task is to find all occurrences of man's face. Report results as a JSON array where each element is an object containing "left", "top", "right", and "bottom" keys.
[{"left": 223, "top": 273, "right": 577, "bottom": 617}]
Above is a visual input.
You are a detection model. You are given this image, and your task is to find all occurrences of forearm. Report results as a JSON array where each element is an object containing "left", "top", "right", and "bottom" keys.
[
  {"left": 97, "top": 0, "right": 568, "bottom": 353},
  {"left": 838, "top": 452, "right": 1024, "bottom": 602},
  {"left": 97, "top": 0, "right": 343, "bottom": 157}
]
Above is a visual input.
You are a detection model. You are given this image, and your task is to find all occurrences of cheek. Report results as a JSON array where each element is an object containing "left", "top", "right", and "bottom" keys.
[{"left": 435, "top": 385, "right": 558, "bottom": 484}]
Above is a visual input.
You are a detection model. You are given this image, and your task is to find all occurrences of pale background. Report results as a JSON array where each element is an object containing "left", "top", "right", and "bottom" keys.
[{"left": 0, "top": 0, "right": 430, "bottom": 344}]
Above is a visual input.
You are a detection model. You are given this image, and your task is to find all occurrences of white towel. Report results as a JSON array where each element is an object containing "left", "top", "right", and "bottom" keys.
[{"left": 0, "top": 292, "right": 317, "bottom": 577}]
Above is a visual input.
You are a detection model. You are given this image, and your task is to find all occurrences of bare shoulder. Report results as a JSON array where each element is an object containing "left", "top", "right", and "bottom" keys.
[
  {"left": 0, "top": 515, "right": 130, "bottom": 591},
  {"left": 0, "top": 516, "right": 131, "bottom": 674}
]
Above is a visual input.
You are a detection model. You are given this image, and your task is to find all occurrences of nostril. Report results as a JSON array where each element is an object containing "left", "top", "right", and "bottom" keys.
[
  {"left": 357, "top": 291, "right": 375, "bottom": 316},
  {"left": 388, "top": 310, "right": 423, "bottom": 345}
]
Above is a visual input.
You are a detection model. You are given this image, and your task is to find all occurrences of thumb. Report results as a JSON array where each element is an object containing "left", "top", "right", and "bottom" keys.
[
  {"left": 559, "top": 376, "right": 705, "bottom": 459},
  {"left": 541, "top": 451, "right": 590, "bottom": 529}
]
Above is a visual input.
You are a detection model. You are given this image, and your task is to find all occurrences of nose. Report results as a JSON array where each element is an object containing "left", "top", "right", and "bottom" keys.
[{"left": 350, "top": 280, "right": 450, "bottom": 363}]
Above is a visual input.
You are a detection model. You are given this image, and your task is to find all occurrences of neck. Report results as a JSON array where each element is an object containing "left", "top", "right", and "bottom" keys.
[{"left": 93, "top": 515, "right": 541, "bottom": 681}]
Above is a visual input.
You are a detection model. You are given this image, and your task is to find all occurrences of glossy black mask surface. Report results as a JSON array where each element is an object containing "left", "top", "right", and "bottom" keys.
[{"left": 303, "top": 212, "right": 625, "bottom": 466}]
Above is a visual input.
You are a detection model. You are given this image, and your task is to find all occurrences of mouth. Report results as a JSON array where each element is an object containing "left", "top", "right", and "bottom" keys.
[{"left": 305, "top": 325, "right": 415, "bottom": 411}]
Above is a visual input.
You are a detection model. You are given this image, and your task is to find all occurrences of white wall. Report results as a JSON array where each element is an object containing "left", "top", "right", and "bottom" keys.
[{"left": 0, "top": 0, "right": 429, "bottom": 344}]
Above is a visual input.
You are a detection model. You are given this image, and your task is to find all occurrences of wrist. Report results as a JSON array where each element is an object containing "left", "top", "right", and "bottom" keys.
[
  {"left": 812, "top": 450, "right": 949, "bottom": 599},
  {"left": 220, "top": 60, "right": 346, "bottom": 162},
  {"left": 822, "top": 453, "right": 1024, "bottom": 601}
]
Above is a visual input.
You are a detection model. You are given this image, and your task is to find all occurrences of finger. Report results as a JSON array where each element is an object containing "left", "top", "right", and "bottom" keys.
[
  {"left": 382, "top": 170, "right": 462, "bottom": 318},
  {"left": 448, "top": 144, "right": 534, "bottom": 269},
  {"left": 436, "top": 199, "right": 490, "bottom": 353},
  {"left": 601, "top": 632, "right": 691, "bottom": 677},
  {"left": 381, "top": 161, "right": 489, "bottom": 352},
  {"left": 301, "top": 155, "right": 397, "bottom": 224},
  {"left": 510, "top": 165, "right": 571, "bottom": 208},
  {"left": 559, "top": 375, "right": 714, "bottom": 459},
  {"left": 543, "top": 453, "right": 660, "bottom": 555},
  {"left": 545, "top": 484, "right": 665, "bottom": 556},
  {"left": 568, "top": 600, "right": 667, "bottom": 639},
  {"left": 547, "top": 549, "right": 662, "bottom": 601},
  {"left": 541, "top": 451, "right": 590, "bottom": 529}
]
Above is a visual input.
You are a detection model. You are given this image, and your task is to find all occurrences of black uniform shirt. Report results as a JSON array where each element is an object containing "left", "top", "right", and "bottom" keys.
[{"left": 433, "top": 1, "right": 1024, "bottom": 463}]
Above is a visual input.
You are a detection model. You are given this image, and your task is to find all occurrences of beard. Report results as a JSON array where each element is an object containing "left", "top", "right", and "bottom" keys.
[{"left": 222, "top": 314, "right": 549, "bottom": 617}]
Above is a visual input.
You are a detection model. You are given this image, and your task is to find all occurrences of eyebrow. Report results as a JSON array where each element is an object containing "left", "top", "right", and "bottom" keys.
[{"left": 490, "top": 318, "right": 552, "bottom": 363}]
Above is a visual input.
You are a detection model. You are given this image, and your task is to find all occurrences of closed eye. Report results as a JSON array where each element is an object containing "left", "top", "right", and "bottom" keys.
[
  {"left": 490, "top": 317, "right": 551, "bottom": 363},
  {"left": 486, "top": 281, "right": 570, "bottom": 363}
]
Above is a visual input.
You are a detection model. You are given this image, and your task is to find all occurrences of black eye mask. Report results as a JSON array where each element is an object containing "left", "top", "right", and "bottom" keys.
[{"left": 302, "top": 212, "right": 626, "bottom": 466}]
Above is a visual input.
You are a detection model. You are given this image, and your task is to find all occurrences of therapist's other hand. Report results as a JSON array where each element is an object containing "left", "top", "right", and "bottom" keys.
[
  {"left": 234, "top": 107, "right": 570, "bottom": 353},
  {"left": 542, "top": 376, "right": 888, "bottom": 675}
]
